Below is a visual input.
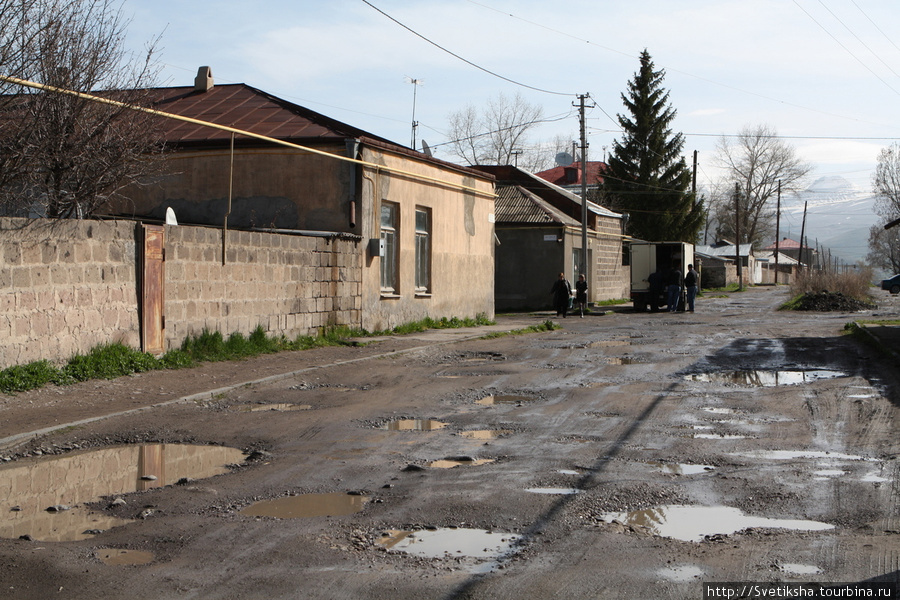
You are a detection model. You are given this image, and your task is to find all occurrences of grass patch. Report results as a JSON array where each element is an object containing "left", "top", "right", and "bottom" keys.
[
  {"left": 789, "top": 268, "right": 873, "bottom": 301},
  {"left": 593, "top": 298, "right": 630, "bottom": 306},
  {"left": 0, "top": 314, "right": 502, "bottom": 394},
  {"left": 481, "top": 319, "right": 559, "bottom": 339}
]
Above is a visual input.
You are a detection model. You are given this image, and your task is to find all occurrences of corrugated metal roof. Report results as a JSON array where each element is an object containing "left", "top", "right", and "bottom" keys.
[{"left": 495, "top": 184, "right": 579, "bottom": 225}]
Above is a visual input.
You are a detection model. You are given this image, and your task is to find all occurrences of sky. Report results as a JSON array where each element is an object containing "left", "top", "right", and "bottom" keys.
[{"left": 121, "top": 0, "right": 900, "bottom": 197}]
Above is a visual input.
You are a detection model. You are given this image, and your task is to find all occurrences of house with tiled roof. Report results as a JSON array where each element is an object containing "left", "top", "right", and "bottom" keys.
[
  {"left": 103, "top": 67, "right": 496, "bottom": 334},
  {"left": 763, "top": 238, "right": 818, "bottom": 268},
  {"left": 534, "top": 161, "right": 606, "bottom": 195},
  {"left": 472, "top": 165, "right": 627, "bottom": 310}
]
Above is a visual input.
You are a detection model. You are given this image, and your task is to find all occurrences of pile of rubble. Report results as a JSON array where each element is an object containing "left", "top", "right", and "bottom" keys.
[{"left": 793, "top": 291, "right": 876, "bottom": 312}]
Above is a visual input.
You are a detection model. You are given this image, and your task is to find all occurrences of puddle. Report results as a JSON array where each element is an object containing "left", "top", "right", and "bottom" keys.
[
  {"left": 814, "top": 469, "right": 846, "bottom": 478},
  {"left": 589, "top": 340, "right": 630, "bottom": 348},
  {"left": 460, "top": 430, "right": 513, "bottom": 440},
  {"left": 97, "top": 548, "right": 155, "bottom": 566},
  {"left": 737, "top": 450, "right": 872, "bottom": 461},
  {"left": 558, "top": 469, "right": 583, "bottom": 476},
  {"left": 241, "top": 492, "right": 367, "bottom": 518},
  {"left": 650, "top": 462, "right": 715, "bottom": 476},
  {"left": 0, "top": 444, "right": 245, "bottom": 542},
  {"left": 476, "top": 395, "right": 533, "bottom": 406},
  {"left": 693, "top": 433, "right": 746, "bottom": 440},
  {"left": 606, "top": 357, "right": 639, "bottom": 365},
  {"left": 684, "top": 369, "right": 848, "bottom": 386},
  {"left": 382, "top": 419, "right": 447, "bottom": 431},
  {"left": 659, "top": 565, "right": 705, "bottom": 582},
  {"left": 600, "top": 505, "right": 833, "bottom": 542},
  {"left": 525, "top": 487, "right": 580, "bottom": 495},
  {"left": 862, "top": 472, "right": 890, "bottom": 483},
  {"left": 702, "top": 407, "right": 739, "bottom": 415},
  {"left": 376, "top": 528, "right": 520, "bottom": 559},
  {"left": 242, "top": 403, "right": 311, "bottom": 412},
  {"left": 428, "top": 458, "right": 494, "bottom": 469},
  {"left": 781, "top": 563, "right": 822, "bottom": 575}
]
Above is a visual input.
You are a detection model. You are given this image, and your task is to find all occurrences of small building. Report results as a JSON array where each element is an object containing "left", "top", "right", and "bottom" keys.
[
  {"left": 472, "top": 165, "right": 627, "bottom": 311},
  {"left": 696, "top": 241, "right": 757, "bottom": 285},
  {"left": 763, "top": 238, "right": 818, "bottom": 269},
  {"left": 103, "top": 68, "right": 497, "bottom": 333},
  {"left": 534, "top": 161, "right": 606, "bottom": 196}
]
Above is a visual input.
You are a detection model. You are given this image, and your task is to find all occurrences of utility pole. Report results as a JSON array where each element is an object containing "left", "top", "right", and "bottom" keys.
[
  {"left": 691, "top": 150, "right": 698, "bottom": 199},
  {"left": 577, "top": 93, "right": 590, "bottom": 284},
  {"left": 734, "top": 182, "right": 743, "bottom": 291},
  {"left": 774, "top": 180, "right": 781, "bottom": 285},
  {"left": 799, "top": 201, "right": 808, "bottom": 270}
]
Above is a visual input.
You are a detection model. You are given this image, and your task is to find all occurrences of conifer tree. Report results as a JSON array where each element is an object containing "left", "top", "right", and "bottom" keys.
[{"left": 603, "top": 50, "right": 703, "bottom": 242}]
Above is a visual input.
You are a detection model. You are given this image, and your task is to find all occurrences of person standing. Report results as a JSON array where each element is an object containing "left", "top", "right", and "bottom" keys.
[
  {"left": 666, "top": 264, "right": 683, "bottom": 313},
  {"left": 574, "top": 274, "right": 588, "bottom": 317},
  {"left": 550, "top": 272, "right": 572, "bottom": 318},
  {"left": 684, "top": 263, "right": 699, "bottom": 312}
]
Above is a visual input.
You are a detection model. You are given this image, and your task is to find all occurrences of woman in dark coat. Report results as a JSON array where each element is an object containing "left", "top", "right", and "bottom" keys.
[{"left": 550, "top": 272, "right": 572, "bottom": 318}]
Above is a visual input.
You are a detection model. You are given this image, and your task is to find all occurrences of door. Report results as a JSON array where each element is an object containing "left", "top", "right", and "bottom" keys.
[{"left": 141, "top": 224, "right": 165, "bottom": 354}]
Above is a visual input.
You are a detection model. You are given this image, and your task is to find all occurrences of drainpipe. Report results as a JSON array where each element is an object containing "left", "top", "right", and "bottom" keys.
[
  {"left": 222, "top": 132, "right": 234, "bottom": 265},
  {"left": 346, "top": 139, "right": 360, "bottom": 229}
]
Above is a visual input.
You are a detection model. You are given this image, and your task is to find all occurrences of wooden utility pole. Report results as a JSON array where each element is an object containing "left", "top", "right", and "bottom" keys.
[
  {"left": 734, "top": 182, "right": 743, "bottom": 291},
  {"left": 799, "top": 201, "right": 808, "bottom": 270},
  {"left": 774, "top": 180, "right": 781, "bottom": 285},
  {"left": 578, "top": 93, "right": 589, "bottom": 284}
]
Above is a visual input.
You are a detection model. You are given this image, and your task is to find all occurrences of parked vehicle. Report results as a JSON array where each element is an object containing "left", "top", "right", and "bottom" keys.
[
  {"left": 629, "top": 241, "right": 694, "bottom": 312},
  {"left": 882, "top": 274, "right": 900, "bottom": 294}
]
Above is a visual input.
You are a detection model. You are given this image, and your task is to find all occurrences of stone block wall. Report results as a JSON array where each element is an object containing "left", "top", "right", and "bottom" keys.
[
  {"left": 0, "top": 218, "right": 363, "bottom": 369},
  {"left": 0, "top": 218, "right": 140, "bottom": 368}
]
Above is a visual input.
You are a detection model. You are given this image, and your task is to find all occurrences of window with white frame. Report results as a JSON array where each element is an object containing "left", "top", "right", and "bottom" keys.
[
  {"left": 380, "top": 202, "right": 398, "bottom": 293},
  {"left": 415, "top": 207, "right": 431, "bottom": 293}
]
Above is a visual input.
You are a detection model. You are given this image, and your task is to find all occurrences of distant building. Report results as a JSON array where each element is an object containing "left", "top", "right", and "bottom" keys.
[
  {"left": 763, "top": 238, "right": 818, "bottom": 268},
  {"left": 534, "top": 161, "right": 606, "bottom": 196}
]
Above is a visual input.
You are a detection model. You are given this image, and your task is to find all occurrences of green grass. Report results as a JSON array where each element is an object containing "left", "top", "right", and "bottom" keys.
[
  {"left": 592, "top": 298, "right": 630, "bottom": 306},
  {"left": 481, "top": 319, "right": 559, "bottom": 339},
  {"left": 0, "top": 315, "right": 502, "bottom": 394}
]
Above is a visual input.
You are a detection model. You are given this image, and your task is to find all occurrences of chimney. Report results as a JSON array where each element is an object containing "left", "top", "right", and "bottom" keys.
[{"left": 194, "top": 66, "right": 213, "bottom": 92}]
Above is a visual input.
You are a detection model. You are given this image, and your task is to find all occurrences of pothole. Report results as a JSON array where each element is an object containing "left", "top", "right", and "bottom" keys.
[
  {"left": 658, "top": 565, "right": 705, "bottom": 582},
  {"left": 476, "top": 395, "right": 533, "bottom": 406},
  {"left": 0, "top": 444, "right": 246, "bottom": 542},
  {"left": 735, "top": 450, "right": 873, "bottom": 461},
  {"left": 693, "top": 433, "right": 747, "bottom": 440},
  {"left": 600, "top": 505, "right": 834, "bottom": 542},
  {"left": 605, "top": 357, "right": 640, "bottom": 365},
  {"left": 428, "top": 457, "right": 494, "bottom": 469},
  {"left": 96, "top": 548, "right": 155, "bottom": 566},
  {"left": 525, "top": 487, "right": 580, "bottom": 495},
  {"left": 241, "top": 492, "right": 367, "bottom": 518},
  {"left": 459, "top": 430, "right": 513, "bottom": 440},
  {"left": 376, "top": 527, "right": 520, "bottom": 559},
  {"left": 684, "top": 369, "right": 849, "bottom": 386},
  {"left": 381, "top": 419, "right": 448, "bottom": 431},
  {"left": 648, "top": 462, "right": 715, "bottom": 475},
  {"left": 240, "top": 403, "right": 312, "bottom": 412},
  {"left": 781, "top": 563, "right": 822, "bottom": 575}
]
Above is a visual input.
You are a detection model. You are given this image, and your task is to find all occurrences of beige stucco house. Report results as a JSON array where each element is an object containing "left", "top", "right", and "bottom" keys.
[{"left": 104, "top": 68, "right": 496, "bottom": 333}]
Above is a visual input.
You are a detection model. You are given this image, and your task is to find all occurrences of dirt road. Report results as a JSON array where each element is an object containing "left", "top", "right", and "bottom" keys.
[{"left": 1, "top": 286, "right": 899, "bottom": 599}]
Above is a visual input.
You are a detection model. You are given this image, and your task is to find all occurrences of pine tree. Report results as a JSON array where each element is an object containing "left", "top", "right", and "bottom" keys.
[{"left": 603, "top": 50, "right": 703, "bottom": 242}]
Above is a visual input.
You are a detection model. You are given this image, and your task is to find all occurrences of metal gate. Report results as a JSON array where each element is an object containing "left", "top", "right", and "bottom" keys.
[{"left": 141, "top": 224, "right": 165, "bottom": 354}]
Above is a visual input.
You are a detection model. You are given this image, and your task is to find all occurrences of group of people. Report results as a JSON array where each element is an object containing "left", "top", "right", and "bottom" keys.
[
  {"left": 648, "top": 263, "right": 699, "bottom": 312},
  {"left": 552, "top": 263, "right": 700, "bottom": 317}
]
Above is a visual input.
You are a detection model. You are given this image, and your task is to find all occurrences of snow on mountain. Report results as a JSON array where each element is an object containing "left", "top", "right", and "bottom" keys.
[{"left": 777, "top": 176, "right": 878, "bottom": 265}]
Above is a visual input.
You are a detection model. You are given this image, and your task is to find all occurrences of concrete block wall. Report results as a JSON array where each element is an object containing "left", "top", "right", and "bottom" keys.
[
  {"left": 0, "top": 218, "right": 140, "bottom": 368},
  {"left": 163, "top": 226, "right": 362, "bottom": 350},
  {"left": 592, "top": 218, "right": 630, "bottom": 300}
]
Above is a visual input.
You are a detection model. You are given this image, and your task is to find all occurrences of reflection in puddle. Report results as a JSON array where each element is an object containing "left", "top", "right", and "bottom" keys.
[
  {"left": 601, "top": 505, "right": 833, "bottom": 542},
  {"left": 476, "top": 395, "right": 533, "bottom": 406},
  {"left": 737, "top": 450, "right": 872, "bottom": 461},
  {"left": 685, "top": 369, "right": 848, "bottom": 386},
  {"left": 0, "top": 444, "right": 245, "bottom": 542},
  {"left": 460, "top": 430, "right": 513, "bottom": 440},
  {"left": 429, "top": 458, "right": 494, "bottom": 469},
  {"left": 242, "top": 403, "right": 311, "bottom": 412},
  {"left": 781, "top": 563, "right": 822, "bottom": 575},
  {"left": 659, "top": 565, "right": 705, "bottom": 582},
  {"left": 862, "top": 472, "right": 890, "bottom": 483},
  {"left": 814, "top": 469, "right": 846, "bottom": 478},
  {"left": 97, "top": 548, "right": 155, "bottom": 566},
  {"left": 702, "top": 407, "right": 739, "bottom": 414},
  {"left": 241, "top": 492, "right": 367, "bottom": 518},
  {"left": 558, "top": 469, "right": 583, "bottom": 476},
  {"left": 650, "top": 462, "right": 715, "bottom": 475},
  {"left": 382, "top": 419, "right": 447, "bottom": 431},
  {"left": 606, "top": 357, "right": 638, "bottom": 365},
  {"left": 525, "top": 487, "right": 579, "bottom": 495},
  {"left": 693, "top": 433, "right": 746, "bottom": 440},
  {"left": 377, "top": 528, "right": 520, "bottom": 559}
]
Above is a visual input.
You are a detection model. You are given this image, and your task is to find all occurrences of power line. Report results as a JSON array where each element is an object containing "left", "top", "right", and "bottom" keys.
[{"left": 361, "top": 0, "right": 577, "bottom": 97}]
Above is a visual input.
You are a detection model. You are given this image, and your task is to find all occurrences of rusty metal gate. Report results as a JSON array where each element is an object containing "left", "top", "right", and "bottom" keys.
[{"left": 140, "top": 224, "right": 166, "bottom": 354}]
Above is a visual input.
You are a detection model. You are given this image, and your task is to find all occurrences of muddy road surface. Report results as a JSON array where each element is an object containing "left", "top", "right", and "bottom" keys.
[{"left": 1, "top": 287, "right": 900, "bottom": 599}]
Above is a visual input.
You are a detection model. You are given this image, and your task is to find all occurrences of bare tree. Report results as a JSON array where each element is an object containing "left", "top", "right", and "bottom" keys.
[
  {"left": 714, "top": 124, "right": 810, "bottom": 247},
  {"left": 866, "top": 221, "right": 900, "bottom": 274},
  {"left": 446, "top": 92, "right": 544, "bottom": 168},
  {"left": 873, "top": 142, "right": 900, "bottom": 220},
  {"left": 0, "top": 0, "right": 163, "bottom": 218}
]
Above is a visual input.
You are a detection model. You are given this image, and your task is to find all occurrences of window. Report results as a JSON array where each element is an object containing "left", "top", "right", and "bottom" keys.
[
  {"left": 415, "top": 208, "right": 431, "bottom": 293},
  {"left": 380, "top": 202, "right": 398, "bottom": 293}
]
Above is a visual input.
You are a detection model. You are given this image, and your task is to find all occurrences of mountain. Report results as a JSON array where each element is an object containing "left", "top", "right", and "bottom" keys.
[{"left": 776, "top": 176, "right": 879, "bottom": 266}]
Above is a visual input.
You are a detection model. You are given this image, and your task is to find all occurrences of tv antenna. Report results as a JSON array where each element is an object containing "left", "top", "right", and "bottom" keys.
[{"left": 405, "top": 76, "right": 423, "bottom": 150}]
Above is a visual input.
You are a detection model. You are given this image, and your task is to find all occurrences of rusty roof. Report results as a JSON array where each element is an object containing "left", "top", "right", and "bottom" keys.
[{"left": 142, "top": 83, "right": 397, "bottom": 147}]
